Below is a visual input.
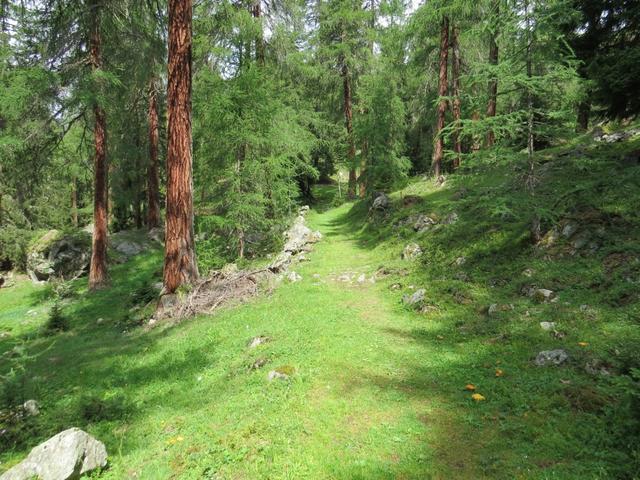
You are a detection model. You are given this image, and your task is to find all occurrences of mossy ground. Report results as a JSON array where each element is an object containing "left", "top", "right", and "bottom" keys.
[{"left": 1, "top": 129, "right": 640, "bottom": 478}]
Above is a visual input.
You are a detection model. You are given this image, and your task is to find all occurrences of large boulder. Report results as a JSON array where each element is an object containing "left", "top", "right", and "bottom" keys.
[
  {"left": 27, "top": 231, "right": 91, "bottom": 282},
  {"left": 0, "top": 428, "right": 107, "bottom": 480}
]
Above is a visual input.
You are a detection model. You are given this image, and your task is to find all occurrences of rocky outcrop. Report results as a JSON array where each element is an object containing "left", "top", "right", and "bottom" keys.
[
  {"left": 593, "top": 127, "right": 640, "bottom": 143},
  {"left": 27, "top": 230, "right": 91, "bottom": 282},
  {"left": 269, "top": 206, "right": 321, "bottom": 274},
  {"left": 0, "top": 428, "right": 107, "bottom": 480},
  {"left": 154, "top": 206, "right": 321, "bottom": 322}
]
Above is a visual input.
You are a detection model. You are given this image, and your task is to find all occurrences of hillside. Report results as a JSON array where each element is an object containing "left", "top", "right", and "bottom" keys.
[{"left": 2, "top": 128, "right": 640, "bottom": 478}]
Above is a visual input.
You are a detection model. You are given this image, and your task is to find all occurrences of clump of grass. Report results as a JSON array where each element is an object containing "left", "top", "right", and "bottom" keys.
[
  {"left": 78, "top": 394, "right": 130, "bottom": 423},
  {"left": 129, "top": 283, "right": 159, "bottom": 307}
]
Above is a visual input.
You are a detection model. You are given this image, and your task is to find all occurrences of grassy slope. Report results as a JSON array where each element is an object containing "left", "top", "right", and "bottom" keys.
[{"left": 1, "top": 128, "right": 639, "bottom": 478}]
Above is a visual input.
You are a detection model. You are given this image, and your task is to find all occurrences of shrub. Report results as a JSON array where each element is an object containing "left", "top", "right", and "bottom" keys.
[
  {"left": 0, "top": 226, "right": 35, "bottom": 271},
  {"left": 45, "top": 301, "right": 69, "bottom": 333}
]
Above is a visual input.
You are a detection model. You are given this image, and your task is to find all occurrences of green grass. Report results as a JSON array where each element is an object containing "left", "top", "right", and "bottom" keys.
[{"left": 1, "top": 130, "right": 640, "bottom": 478}]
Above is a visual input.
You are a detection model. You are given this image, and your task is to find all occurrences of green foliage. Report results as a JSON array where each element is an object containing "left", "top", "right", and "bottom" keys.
[
  {"left": 0, "top": 226, "right": 34, "bottom": 270},
  {"left": 355, "top": 61, "right": 410, "bottom": 192},
  {"left": 44, "top": 301, "right": 68, "bottom": 334}
]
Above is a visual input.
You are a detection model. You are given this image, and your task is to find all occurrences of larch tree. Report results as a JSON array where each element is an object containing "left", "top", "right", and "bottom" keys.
[
  {"left": 432, "top": 15, "right": 449, "bottom": 179},
  {"left": 450, "top": 22, "right": 462, "bottom": 168},
  {"left": 485, "top": 0, "right": 499, "bottom": 146},
  {"left": 342, "top": 60, "right": 357, "bottom": 198},
  {"left": 163, "top": 0, "right": 199, "bottom": 294},
  {"left": 88, "top": 0, "right": 109, "bottom": 290}
]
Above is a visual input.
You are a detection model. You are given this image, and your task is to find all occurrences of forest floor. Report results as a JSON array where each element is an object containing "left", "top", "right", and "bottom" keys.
[{"left": 2, "top": 127, "right": 640, "bottom": 479}]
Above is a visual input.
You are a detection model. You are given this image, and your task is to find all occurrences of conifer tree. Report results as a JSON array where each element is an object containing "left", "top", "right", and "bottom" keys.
[
  {"left": 163, "top": 0, "right": 199, "bottom": 293},
  {"left": 88, "top": 0, "right": 109, "bottom": 290}
]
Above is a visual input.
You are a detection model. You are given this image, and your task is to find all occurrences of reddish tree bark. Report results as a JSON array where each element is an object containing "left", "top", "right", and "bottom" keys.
[
  {"left": 342, "top": 63, "right": 357, "bottom": 198},
  {"left": 432, "top": 15, "right": 449, "bottom": 178},
  {"left": 88, "top": 5, "right": 109, "bottom": 291},
  {"left": 147, "top": 81, "right": 161, "bottom": 229},
  {"left": 163, "top": 0, "right": 199, "bottom": 294},
  {"left": 451, "top": 23, "right": 462, "bottom": 169},
  {"left": 486, "top": 1, "right": 499, "bottom": 146},
  {"left": 359, "top": 140, "right": 367, "bottom": 198}
]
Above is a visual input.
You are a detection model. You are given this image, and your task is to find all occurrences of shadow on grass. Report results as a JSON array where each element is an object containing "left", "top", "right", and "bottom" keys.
[{"left": 0, "top": 249, "right": 205, "bottom": 459}]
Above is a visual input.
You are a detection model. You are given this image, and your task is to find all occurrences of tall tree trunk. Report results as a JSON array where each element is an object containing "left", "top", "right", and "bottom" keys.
[
  {"left": 147, "top": 81, "right": 161, "bottom": 229},
  {"left": 252, "top": 0, "right": 265, "bottom": 65},
  {"left": 523, "top": 0, "right": 536, "bottom": 195},
  {"left": 88, "top": 4, "right": 109, "bottom": 291},
  {"left": 486, "top": 0, "right": 499, "bottom": 146},
  {"left": 163, "top": 0, "right": 199, "bottom": 294},
  {"left": 451, "top": 23, "right": 462, "bottom": 169},
  {"left": 357, "top": 0, "right": 375, "bottom": 198},
  {"left": 342, "top": 63, "right": 356, "bottom": 198},
  {"left": 71, "top": 176, "right": 78, "bottom": 227},
  {"left": 359, "top": 140, "right": 367, "bottom": 198},
  {"left": 235, "top": 143, "right": 246, "bottom": 259},
  {"left": 432, "top": 15, "right": 449, "bottom": 178},
  {"left": 576, "top": 100, "right": 590, "bottom": 132}
]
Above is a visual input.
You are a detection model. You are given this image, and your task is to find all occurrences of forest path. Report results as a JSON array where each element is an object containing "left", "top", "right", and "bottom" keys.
[{"left": 255, "top": 201, "right": 486, "bottom": 479}]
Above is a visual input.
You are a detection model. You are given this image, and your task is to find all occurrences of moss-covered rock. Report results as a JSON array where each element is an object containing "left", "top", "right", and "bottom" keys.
[{"left": 27, "top": 230, "right": 91, "bottom": 282}]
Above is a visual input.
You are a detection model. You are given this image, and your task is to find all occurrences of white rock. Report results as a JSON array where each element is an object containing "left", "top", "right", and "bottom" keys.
[
  {"left": 0, "top": 428, "right": 107, "bottom": 480},
  {"left": 267, "top": 370, "right": 289, "bottom": 381},
  {"left": 539, "top": 321, "right": 556, "bottom": 331},
  {"left": 248, "top": 336, "right": 269, "bottom": 348},
  {"left": 403, "top": 289, "right": 426, "bottom": 306},
  {"left": 534, "top": 288, "right": 555, "bottom": 302},
  {"left": 22, "top": 400, "right": 39, "bottom": 417},
  {"left": 286, "top": 271, "right": 302, "bottom": 283}
]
